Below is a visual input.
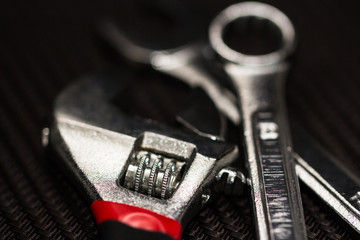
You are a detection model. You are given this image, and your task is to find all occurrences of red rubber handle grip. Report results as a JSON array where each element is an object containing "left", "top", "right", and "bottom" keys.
[{"left": 91, "top": 201, "right": 182, "bottom": 240}]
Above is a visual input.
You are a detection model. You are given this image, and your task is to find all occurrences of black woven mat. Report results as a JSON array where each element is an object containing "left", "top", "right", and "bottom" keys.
[{"left": 0, "top": 1, "right": 359, "bottom": 239}]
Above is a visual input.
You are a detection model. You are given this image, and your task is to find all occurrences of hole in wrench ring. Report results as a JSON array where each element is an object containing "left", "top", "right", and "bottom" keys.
[{"left": 209, "top": 1, "right": 295, "bottom": 66}]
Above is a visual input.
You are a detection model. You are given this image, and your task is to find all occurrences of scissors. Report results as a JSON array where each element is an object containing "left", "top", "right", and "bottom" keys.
[
  {"left": 101, "top": 2, "right": 305, "bottom": 239},
  {"left": 46, "top": 1, "right": 360, "bottom": 239}
]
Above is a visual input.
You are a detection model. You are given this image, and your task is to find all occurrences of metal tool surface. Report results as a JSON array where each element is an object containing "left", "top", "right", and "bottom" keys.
[
  {"left": 46, "top": 69, "right": 245, "bottom": 240},
  {"left": 101, "top": 2, "right": 306, "bottom": 239},
  {"left": 39, "top": 1, "right": 360, "bottom": 239},
  {"left": 209, "top": 2, "right": 306, "bottom": 240},
  {"left": 98, "top": 1, "right": 360, "bottom": 238}
]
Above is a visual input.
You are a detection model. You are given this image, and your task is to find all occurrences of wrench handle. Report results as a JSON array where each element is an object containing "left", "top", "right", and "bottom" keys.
[
  {"left": 92, "top": 201, "right": 182, "bottom": 240},
  {"left": 226, "top": 63, "right": 307, "bottom": 240},
  {"left": 251, "top": 110, "right": 302, "bottom": 240}
]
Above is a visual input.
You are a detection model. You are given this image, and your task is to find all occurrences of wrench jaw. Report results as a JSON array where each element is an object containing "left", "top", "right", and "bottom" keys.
[
  {"left": 48, "top": 72, "right": 239, "bottom": 239},
  {"left": 100, "top": 20, "right": 241, "bottom": 126}
]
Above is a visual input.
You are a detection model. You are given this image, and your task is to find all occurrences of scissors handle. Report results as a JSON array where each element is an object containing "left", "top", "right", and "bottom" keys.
[{"left": 210, "top": 2, "right": 306, "bottom": 239}]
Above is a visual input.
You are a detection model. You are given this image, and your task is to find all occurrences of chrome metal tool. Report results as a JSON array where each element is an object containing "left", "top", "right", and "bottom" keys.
[
  {"left": 46, "top": 70, "right": 245, "bottom": 240},
  {"left": 44, "top": 1, "right": 360, "bottom": 239},
  {"left": 101, "top": 2, "right": 306, "bottom": 239},
  {"left": 209, "top": 3, "right": 306, "bottom": 239}
]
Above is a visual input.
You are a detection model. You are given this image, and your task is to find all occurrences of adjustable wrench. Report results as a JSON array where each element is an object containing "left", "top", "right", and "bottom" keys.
[{"left": 45, "top": 70, "right": 245, "bottom": 240}]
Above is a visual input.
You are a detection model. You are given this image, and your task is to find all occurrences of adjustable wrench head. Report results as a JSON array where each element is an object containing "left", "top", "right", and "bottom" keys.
[{"left": 47, "top": 69, "right": 239, "bottom": 237}]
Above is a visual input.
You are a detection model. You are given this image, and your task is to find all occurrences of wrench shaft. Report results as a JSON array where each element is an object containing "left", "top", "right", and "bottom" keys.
[{"left": 225, "top": 63, "right": 306, "bottom": 240}]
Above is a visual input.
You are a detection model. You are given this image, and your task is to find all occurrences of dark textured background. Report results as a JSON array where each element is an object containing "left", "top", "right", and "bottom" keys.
[{"left": 0, "top": 0, "right": 360, "bottom": 239}]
